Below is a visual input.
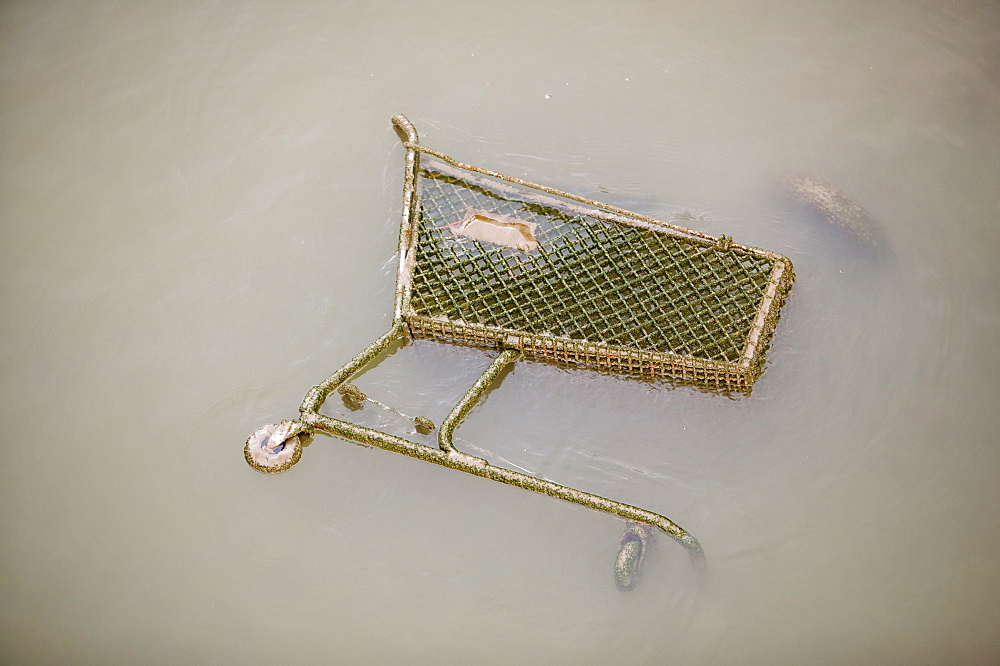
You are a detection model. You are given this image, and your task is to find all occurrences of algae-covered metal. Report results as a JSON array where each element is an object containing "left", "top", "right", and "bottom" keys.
[
  {"left": 615, "top": 522, "right": 655, "bottom": 591},
  {"left": 246, "top": 114, "right": 797, "bottom": 589},
  {"left": 245, "top": 420, "right": 304, "bottom": 473}
]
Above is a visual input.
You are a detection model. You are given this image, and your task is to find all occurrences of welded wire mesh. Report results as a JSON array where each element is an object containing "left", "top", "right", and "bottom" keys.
[{"left": 402, "top": 157, "right": 793, "bottom": 390}]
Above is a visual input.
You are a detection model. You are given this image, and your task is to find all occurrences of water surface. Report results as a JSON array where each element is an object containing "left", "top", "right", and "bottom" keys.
[{"left": 2, "top": 1, "right": 999, "bottom": 662}]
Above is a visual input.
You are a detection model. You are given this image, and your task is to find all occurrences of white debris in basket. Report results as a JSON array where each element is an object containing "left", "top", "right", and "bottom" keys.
[{"left": 449, "top": 208, "right": 538, "bottom": 252}]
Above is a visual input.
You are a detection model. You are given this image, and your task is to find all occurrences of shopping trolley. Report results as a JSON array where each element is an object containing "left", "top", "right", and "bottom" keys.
[{"left": 246, "top": 115, "right": 794, "bottom": 589}]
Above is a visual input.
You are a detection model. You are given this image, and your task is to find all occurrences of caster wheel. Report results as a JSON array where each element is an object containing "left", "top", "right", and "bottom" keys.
[
  {"left": 244, "top": 421, "right": 304, "bottom": 474},
  {"left": 614, "top": 522, "right": 654, "bottom": 591}
]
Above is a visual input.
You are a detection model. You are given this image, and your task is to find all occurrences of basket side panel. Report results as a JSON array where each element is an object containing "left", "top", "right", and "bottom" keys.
[{"left": 404, "top": 159, "right": 792, "bottom": 389}]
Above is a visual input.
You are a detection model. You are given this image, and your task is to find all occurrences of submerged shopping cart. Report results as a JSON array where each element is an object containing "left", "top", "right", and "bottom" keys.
[{"left": 246, "top": 115, "right": 794, "bottom": 589}]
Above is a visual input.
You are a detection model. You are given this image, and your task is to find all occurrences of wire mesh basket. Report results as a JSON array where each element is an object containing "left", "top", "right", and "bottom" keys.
[
  {"left": 406, "top": 152, "right": 791, "bottom": 389},
  {"left": 246, "top": 115, "right": 795, "bottom": 590}
]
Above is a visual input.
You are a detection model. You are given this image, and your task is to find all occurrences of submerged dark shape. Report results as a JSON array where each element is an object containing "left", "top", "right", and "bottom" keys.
[
  {"left": 614, "top": 522, "right": 654, "bottom": 591},
  {"left": 782, "top": 174, "right": 883, "bottom": 250}
]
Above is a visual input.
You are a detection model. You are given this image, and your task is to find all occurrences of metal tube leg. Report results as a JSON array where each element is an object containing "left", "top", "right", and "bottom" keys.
[
  {"left": 299, "top": 322, "right": 407, "bottom": 417},
  {"left": 438, "top": 349, "right": 520, "bottom": 454},
  {"left": 427, "top": 347, "right": 706, "bottom": 580},
  {"left": 258, "top": 329, "right": 706, "bottom": 583},
  {"left": 305, "top": 408, "right": 704, "bottom": 562}
]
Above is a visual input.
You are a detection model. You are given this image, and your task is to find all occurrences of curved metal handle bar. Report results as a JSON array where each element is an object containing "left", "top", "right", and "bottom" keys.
[
  {"left": 391, "top": 114, "right": 419, "bottom": 145},
  {"left": 297, "top": 326, "right": 706, "bottom": 574}
]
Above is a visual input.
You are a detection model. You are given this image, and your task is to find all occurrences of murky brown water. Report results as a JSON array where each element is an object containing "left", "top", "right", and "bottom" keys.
[{"left": 3, "top": 1, "right": 1000, "bottom": 662}]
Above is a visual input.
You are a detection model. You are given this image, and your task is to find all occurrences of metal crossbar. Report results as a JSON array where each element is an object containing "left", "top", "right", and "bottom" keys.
[{"left": 245, "top": 114, "right": 795, "bottom": 590}]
